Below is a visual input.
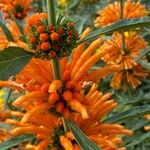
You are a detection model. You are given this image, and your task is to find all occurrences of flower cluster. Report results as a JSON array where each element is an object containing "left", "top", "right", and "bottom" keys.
[
  {"left": 94, "top": 0, "right": 148, "bottom": 90},
  {"left": 101, "top": 31, "right": 148, "bottom": 89},
  {"left": 94, "top": 0, "right": 148, "bottom": 27},
  {"left": 25, "top": 13, "right": 79, "bottom": 59},
  {"left": 0, "top": 0, "right": 32, "bottom": 20},
  {"left": 0, "top": 28, "right": 132, "bottom": 149}
]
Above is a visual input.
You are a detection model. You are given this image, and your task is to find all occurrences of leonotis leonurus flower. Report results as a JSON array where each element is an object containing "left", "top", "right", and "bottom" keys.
[
  {"left": 101, "top": 31, "right": 148, "bottom": 89},
  {"left": 25, "top": 13, "right": 79, "bottom": 59},
  {"left": 0, "top": 0, "right": 32, "bottom": 20},
  {"left": 94, "top": 0, "right": 148, "bottom": 27},
  {"left": 0, "top": 28, "right": 133, "bottom": 149}
]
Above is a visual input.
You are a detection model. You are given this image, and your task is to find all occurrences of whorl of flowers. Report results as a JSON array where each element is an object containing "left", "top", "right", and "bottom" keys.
[
  {"left": 101, "top": 31, "right": 148, "bottom": 89},
  {"left": 0, "top": 0, "right": 32, "bottom": 20},
  {"left": 25, "top": 13, "right": 79, "bottom": 59},
  {"left": 0, "top": 28, "right": 133, "bottom": 149},
  {"left": 94, "top": 0, "right": 148, "bottom": 27}
]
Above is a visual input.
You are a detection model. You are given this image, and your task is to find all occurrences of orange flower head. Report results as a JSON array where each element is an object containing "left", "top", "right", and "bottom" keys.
[
  {"left": 94, "top": 0, "right": 148, "bottom": 27},
  {"left": 101, "top": 32, "right": 148, "bottom": 89},
  {"left": 24, "top": 13, "right": 79, "bottom": 58},
  {"left": 0, "top": 0, "right": 32, "bottom": 20},
  {"left": 0, "top": 28, "right": 132, "bottom": 149}
]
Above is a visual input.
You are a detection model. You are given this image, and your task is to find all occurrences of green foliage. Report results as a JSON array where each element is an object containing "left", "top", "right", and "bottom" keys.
[
  {"left": 0, "top": 47, "right": 33, "bottom": 80},
  {"left": 74, "top": 17, "right": 86, "bottom": 34},
  {"left": 103, "top": 105, "right": 150, "bottom": 123},
  {"left": 66, "top": 119, "right": 100, "bottom": 150},
  {"left": 0, "top": 134, "right": 34, "bottom": 150},
  {"left": 0, "top": 22, "right": 14, "bottom": 42},
  {"left": 67, "top": 0, "right": 80, "bottom": 10},
  {"left": 79, "top": 16, "right": 150, "bottom": 42}
]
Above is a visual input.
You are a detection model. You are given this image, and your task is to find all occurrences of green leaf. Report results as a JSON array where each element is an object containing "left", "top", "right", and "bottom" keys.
[
  {"left": 126, "top": 132, "right": 150, "bottom": 148},
  {"left": 137, "top": 59, "right": 150, "bottom": 71},
  {"left": 0, "top": 134, "right": 34, "bottom": 150},
  {"left": 66, "top": 119, "right": 100, "bottom": 150},
  {"left": 0, "top": 21, "right": 14, "bottom": 42},
  {"left": 67, "top": 0, "right": 80, "bottom": 10},
  {"left": 135, "top": 47, "right": 150, "bottom": 60},
  {"left": 0, "top": 121, "right": 12, "bottom": 130},
  {"left": 74, "top": 17, "right": 86, "bottom": 34},
  {"left": 103, "top": 105, "right": 150, "bottom": 123},
  {"left": 11, "top": 16, "right": 24, "bottom": 34},
  {"left": 79, "top": 16, "right": 150, "bottom": 43},
  {"left": 0, "top": 47, "right": 33, "bottom": 80}
]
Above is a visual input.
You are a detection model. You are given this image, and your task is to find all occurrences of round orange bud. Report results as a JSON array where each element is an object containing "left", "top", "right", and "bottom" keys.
[
  {"left": 56, "top": 102, "right": 65, "bottom": 113},
  {"left": 57, "top": 28, "right": 64, "bottom": 35},
  {"left": 48, "top": 92, "right": 60, "bottom": 104},
  {"left": 49, "top": 51, "right": 56, "bottom": 58},
  {"left": 50, "top": 32, "right": 59, "bottom": 41},
  {"left": 63, "top": 90, "right": 73, "bottom": 101},
  {"left": 62, "top": 109, "right": 70, "bottom": 118},
  {"left": 39, "top": 33, "right": 49, "bottom": 42},
  {"left": 65, "top": 81, "right": 76, "bottom": 89},
  {"left": 16, "top": 13, "right": 22, "bottom": 18},
  {"left": 48, "top": 25, "right": 54, "bottom": 31},
  {"left": 69, "top": 21, "right": 75, "bottom": 27},
  {"left": 41, "top": 42, "right": 51, "bottom": 51},
  {"left": 29, "top": 36, "right": 36, "bottom": 44},
  {"left": 37, "top": 25, "right": 45, "bottom": 33}
]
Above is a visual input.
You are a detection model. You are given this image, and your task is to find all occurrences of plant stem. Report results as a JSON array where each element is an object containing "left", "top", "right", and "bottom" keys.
[
  {"left": 46, "top": 0, "right": 67, "bottom": 133},
  {"left": 46, "top": 0, "right": 61, "bottom": 80},
  {"left": 46, "top": 0, "right": 56, "bottom": 26},
  {"left": 120, "top": 0, "right": 128, "bottom": 54},
  {"left": 51, "top": 58, "right": 62, "bottom": 80}
]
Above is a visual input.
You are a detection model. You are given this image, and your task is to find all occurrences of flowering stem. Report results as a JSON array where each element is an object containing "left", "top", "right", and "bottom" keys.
[
  {"left": 51, "top": 58, "right": 62, "bottom": 80},
  {"left": 46, "top": 0, "right": 56, "bottom": 26},
  {"left": 46, "top": 0, "right": 67, "bottom": 133},
  {"left": 46, "top": 0, "right": 61, "bottom": 80},
  {"left": 120, "top": 0, "right": 128, "bottom": 54}
]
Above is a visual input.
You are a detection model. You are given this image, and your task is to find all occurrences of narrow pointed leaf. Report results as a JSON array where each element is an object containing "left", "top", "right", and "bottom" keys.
[
  {"left": 74, "top": 17, "right": 86, "bottom": 34},
  {"left": 0, "top": 21, "right": 14, "bottom": 42},
  {"left": 126, "top": 132, "right": 150, "bottom": 148},
  {"left": 67, "top": 0, "right": 80, "bottom": 10},
  {"left": 103, "top": 105, "right": 150, "bottom": 123},
  {"left": 0, "top": 134, "right": 34, "bottom": 150},
  {"left": 0, "top": 47, "right": 33, "bottom": 80},
  {"left": 11, "top": 16, "right": 24, "bottom": 34},
  {"left": 137, "top": 59, "right": 150, "bottom": 71},
  {"left": 79, "top": 16, "right": 150, "bottom": 43},
  {"left": 66, "top": 119, "right": 100, "bottom": 150}
]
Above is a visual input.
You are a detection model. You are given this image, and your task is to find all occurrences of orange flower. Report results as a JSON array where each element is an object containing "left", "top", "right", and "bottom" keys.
[
  {"left": 94, "top": 0, "right": 148, "bottom": 27},
  {"left": 0, "top": 20, "right": 27, "bottom": 50},
  {"left": 26, "top": 13, "right": 48, "bottom": 28},
  {"left": 101, "top": 32, "right": 148, "bottom": 89},
  {"left": 0, "top": 0, "right": 32, "bottom": 20},
  {"left": 0, "top": 28, "right": 132, "bottom": 149}
]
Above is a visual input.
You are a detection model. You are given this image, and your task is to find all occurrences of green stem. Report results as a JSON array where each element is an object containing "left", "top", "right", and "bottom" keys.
[
  {"left": 46, "top": 0, "right": 67, "bottom": 134},
  {"left": 46, "top": 0, "right": 56, "bottom": 26},
  {"left": 120, "top": 0, "right": 124, "bottom": 20},
  {"left": 120, "top": 0, "right": 128, "bottom": 54},
  {"left": 46, "top": 0, "right": 61, "bottom": 80},
  {"left": 51, "top": 58, "right": 62, "bottom": 80},
  {"left": 62, "top": 118, "right": 68, "bottom": 133}
]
